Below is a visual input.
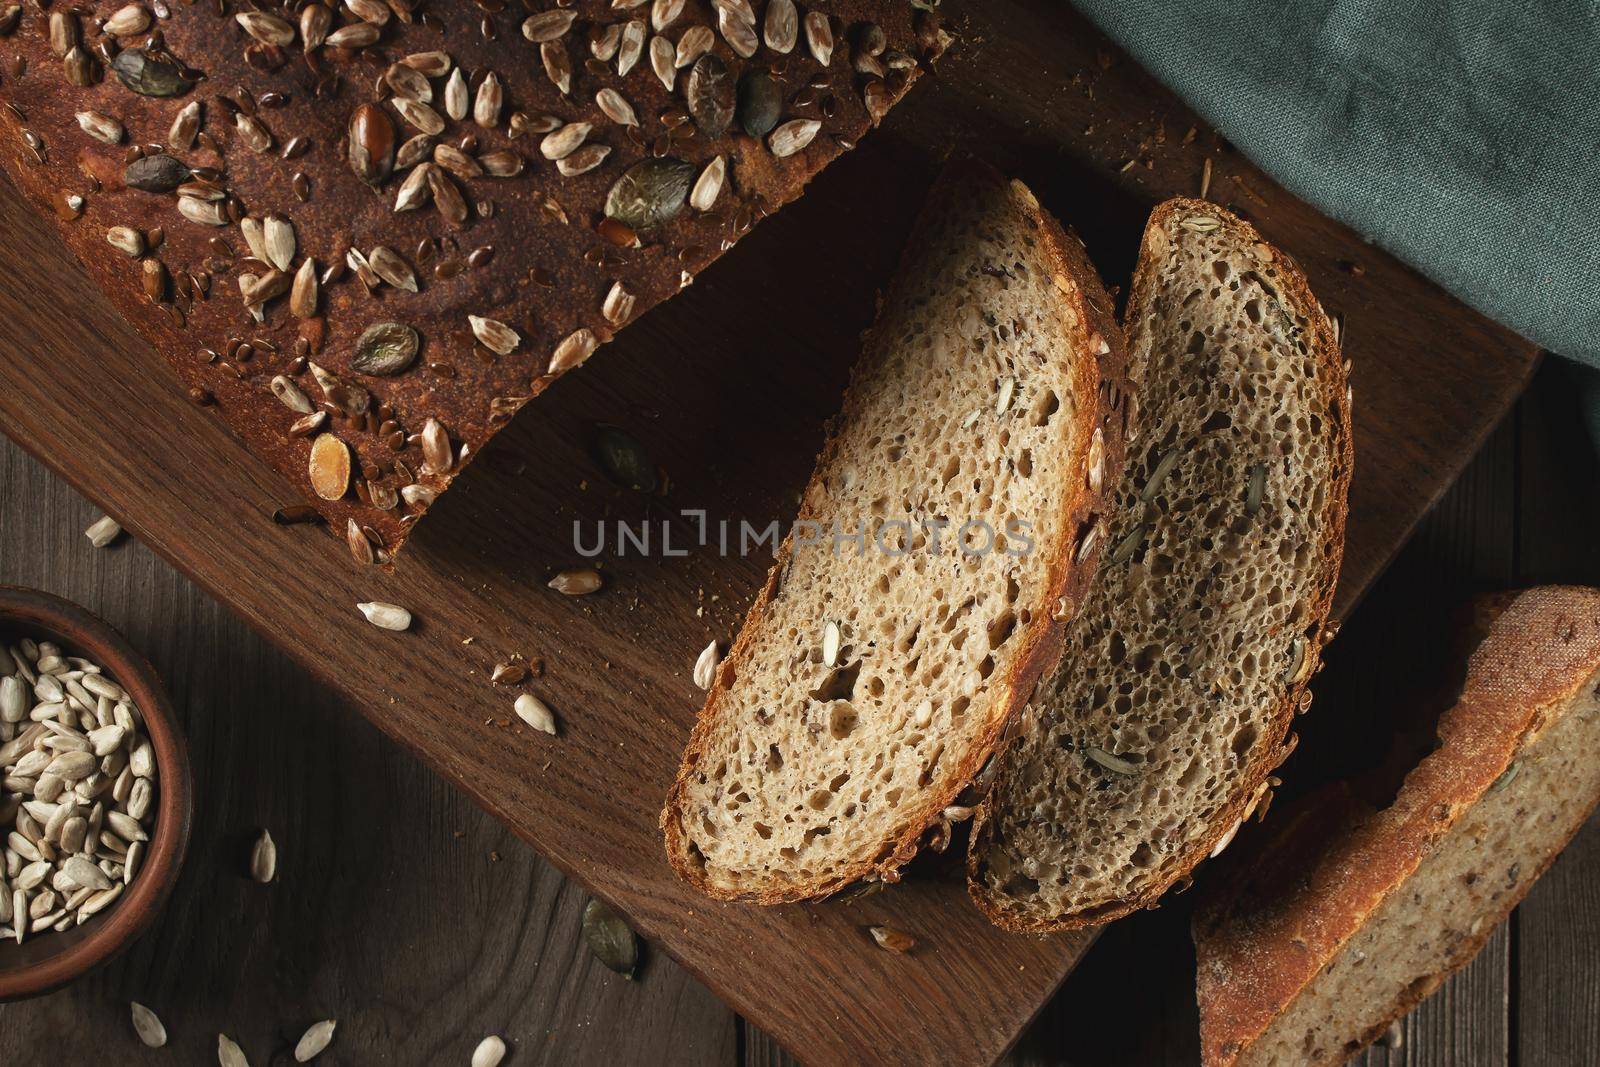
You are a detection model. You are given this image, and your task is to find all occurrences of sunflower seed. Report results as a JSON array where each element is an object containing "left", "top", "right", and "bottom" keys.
[
  {"left": 618, "top": 19, "right": 647, "bottom": 75},
  {"left": 542, "top": 40, "right": 573, "bottom": 94},
  {"left": 1181, "top": 215, "right": 1222, "bottom": 233},
  {"left": 1245, "top": 462, "right": 1267, "bottom": 515},
  {"left": 218, "top": 1033, "right": 250, "bottom": 1067},
  {"left": 294, "top": 1019, "right": 336, "bottom": 1062},
  {"left": 548, "top": 568, "right": 602, "bottom": 595},
  {"left": 105, "top": 225, "right": 144, "bottom": 257},
  {"left": 420, "top": 418, "right": 453, "bottom": 475},
  {"left": 166, "top": 100, "right": 201, "bottom": 152},
  {"left": 469, "top": 315, "right": 520, "bottom": 355},
  {"left": 1085, "top": 746, "right": 1139, "bottom": 775},
  {"left": 290, "top": 258, "right": 319, "bottom": 318},
  {"left": 650, "top": 34, "right": 677, "bottom": 90},
  {"left": 435, "top": 68, "right": 469, "bottom": 122},
  {"left": 693, "top": 640, "right": 720, "bottom": 690},
  {"left": 541, "top": 122, "right": 592, "bottom": 161},
  {"left": 300, "top": 3, "right": 332, "bottom": 49},
  {"left": 514, "top": 694, "right": 557, "bottom": 735},
  {"left": 394, "top": 162, "right": 433, "bottom": 212},
  {"left": 868, "top": 925, "right": 915, "bottom": 952},
  {"left": 597, "top": 87, "right": 638, "bottom": 126},
  {"left": 432, "top": 143, "right": 483, "bottom": 179},
  {"left": 768, "top": 118, "right": 821, "bottom": 158},
  {"left": 75, "top": 111, "right": 124, "bottom": 145},
  {"left": 130, "top": 1002, "right": 167, "bottom": 1048},
  {"left": 764, "top": 0, "right": 798, "bottom": 52},
  {"left": 549, "top": 328, "right": 600, "bottom": 373},
  {"left": 179, "top": 197, "right": 229, "bottom": 226},
  {"left": 85, "top": 515, "right": 122, "bottom": 549},
  {"left": 480, "top": 150, "right": 524, "bottom": 178},
  {"left": 582, "top": 898, "right": 639, "bottom": 977},
  {"left": 556, "top": 145, "right": 611, "bottom": 177},
  {"left": 472, "top": 1036, "right": 507, "bottom": 1067},
  {"left": 367, "top": 246, "right": 418, "bottom": 291},
  {"left": 822, "top": 620, "right": 841, "bottom": 667},
  {"left": 393, "top": 97, "right": 445, "bottom": 136},
  {"left": 602, "top": 281, "right": 636, "bottom": 326},
  {"left": 103, "top": 4, "right": 151, "bottom": 37},
  {"left": 1141, "top": 449, "right": 1179, "bottom": 502},
  {"left": 385, "top": 62, "right": 431, "bottom": 104},
  {"left": 427, "top": 167, "right": 468, "bottom": 226},
  {"left": 675, "top": 25, "right": 715, "bottom": 67},
  {"left": 805, "top": 11, "right": 834, "bottom": 65},
  {"left": 248, "top": 828, "right": 276, "bottom": 883},
  {"left": 475, "top": 73, "right": 503, "bottom": 128},
  {"left": 324, "top": 22, "right": 379, "bottom": 49},
  {"left": 347, "top": 518, "right": 377, "bottom": 563},
  {"left": 263, "top": 215, "right": 295, "bottom": 272},
  {"left": 236, "top": 10, "right": 294, "bottom": 47},
  {"left": 717, "top": 6, "right": 758, "bottom": 57},
  {"left": 357, "top": 601, "right": 410, "bottom": 631}
]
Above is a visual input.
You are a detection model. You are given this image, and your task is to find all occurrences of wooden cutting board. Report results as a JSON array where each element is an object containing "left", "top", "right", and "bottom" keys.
[{"left": 0, "top": 2, "right": 1537, "bottom": 1063}]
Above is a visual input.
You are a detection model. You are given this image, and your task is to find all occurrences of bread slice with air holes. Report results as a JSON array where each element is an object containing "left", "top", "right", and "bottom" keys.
[
  {"left": 1194, "top": 586, "right": 1600, "bottom": 1067},
  {"left": 967, "top": 198, "right": 1353, "bottom": 931},
  {"left": 660, "top": 161, "right": 1129, "bottom": 903}
]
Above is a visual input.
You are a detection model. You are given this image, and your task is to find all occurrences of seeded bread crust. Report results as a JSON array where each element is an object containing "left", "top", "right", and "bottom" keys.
[
  {"left": 967, "top": 198, "right": 1353, "bottom": 932},
  {"left": 661, "top": 160, "right": 1130, "bottom": 903},
  {"left": 1194, "top": 586, "right": 1600, "bottom": 1067},
  {"left": 0, "top": 0, "right": 940, "bottom": 564}
]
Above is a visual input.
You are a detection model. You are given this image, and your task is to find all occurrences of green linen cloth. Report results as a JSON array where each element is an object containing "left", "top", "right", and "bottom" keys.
[{"left": 1071, "top": 0, "right": 1600, "bottom": 439}]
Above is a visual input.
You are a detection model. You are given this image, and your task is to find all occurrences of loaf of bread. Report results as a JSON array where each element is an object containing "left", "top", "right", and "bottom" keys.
[
  {"left": 0, "top": 0, "right": 941, "bottom": 562},
  {"left": 662, "top": 161, "right": 1128, "bottom": 902},
  {"left": 1194, "top": 586, "right": 1600, "bottom": 1067},
  {"left": 968, "top": 198, "right": 1353, "bottom": 931}
]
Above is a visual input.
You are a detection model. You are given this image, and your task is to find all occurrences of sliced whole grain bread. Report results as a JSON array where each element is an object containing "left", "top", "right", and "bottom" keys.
[
  {"left": 1194, "top": 586, "right": 1600, "bottom": 1067},
  {"left": 967, "top": 199, "right": 1353, "bottom": 931},
  {"left": 661, "top": 161, "right": 1128, "bottom": 903}
]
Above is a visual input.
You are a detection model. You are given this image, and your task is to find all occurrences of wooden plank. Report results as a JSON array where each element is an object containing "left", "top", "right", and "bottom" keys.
[
  {"left": 0, "top": 2, "right": 1539, "bottom": 1063},
  {"left": 1512, "top": 367, "right": 1600, "bottom": 1067},
  {"left": 0, "top": 440, "right": 737, "bottom": 1066}
]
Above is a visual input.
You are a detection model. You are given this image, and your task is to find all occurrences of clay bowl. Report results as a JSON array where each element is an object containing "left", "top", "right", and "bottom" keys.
[{"left": 0, "top": 586, "right": 192, "bottom": 1000}]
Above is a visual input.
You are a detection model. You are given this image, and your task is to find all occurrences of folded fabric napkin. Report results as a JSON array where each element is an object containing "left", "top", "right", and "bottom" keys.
[{"left": 1074, "top": 0, "right": 1600, "bottom": 439}]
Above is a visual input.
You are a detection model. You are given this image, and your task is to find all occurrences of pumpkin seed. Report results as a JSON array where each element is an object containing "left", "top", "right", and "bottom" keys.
[
  {"left": 582, "top": 898, "right": 639, "bottom": 978},
  {"left": 686, "top": 54, "right": 734, "bottom": 138},
  {"left": 737, "top": 69, "right": 782, "bottom": 137},
  {"left": 124, "top": 154, "right": 190, "bottom": 193},
  {"left": 592, "top": 425, "right": 657, "bottom": 491},
  {"left": 352, "top": 323, "right": 419, "bottom": 376},
  {"left": 111, "top": 48, "right": 193, "bottom": 97},
  {"left": 769, "top": 118, "right": 821, "bottom": 158},
  {"left": 604, "top": 157, "right": 694, "bottom": 230}
]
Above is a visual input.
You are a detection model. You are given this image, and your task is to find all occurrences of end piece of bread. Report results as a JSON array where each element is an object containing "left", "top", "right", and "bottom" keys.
[
  {"left": 968, "top": 199, "right": 1353, "bottom": 931},
  {"left": 661, "top": 161, "right": 1128, "bottom": 903},
  {"left": 1194, "top": 586, "right": 1600, "bottom": 1067}
]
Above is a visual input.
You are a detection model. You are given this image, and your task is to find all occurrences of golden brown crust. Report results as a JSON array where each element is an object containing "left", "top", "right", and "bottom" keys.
[
  {"left": 660, "top": 159, "right": 1130, "bottom": 903},
  {"left": 0, "top": 1, "right": 940, "bottom": 565},
  {"left": 1194, "top": 586, "right": 1600, "bottom": 1067},
  {"left": 965, "top": 197, "right": 1354, "bottom": 933}
]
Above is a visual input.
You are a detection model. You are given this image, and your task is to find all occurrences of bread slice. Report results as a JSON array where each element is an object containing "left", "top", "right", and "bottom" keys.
[
  {"left": 1194, "top": 586, "right": 1600, "bottom": 1067},
  {"left": 967, "top": 199, "right": 1353, "bottom": 930},
  {"left": 661, "top": 161, "right": 1128, "bottom": 903}
]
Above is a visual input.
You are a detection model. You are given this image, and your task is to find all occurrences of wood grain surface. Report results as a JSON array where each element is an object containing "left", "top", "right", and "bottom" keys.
[
  {"left": 0, "top": 1, "right": 1547, "bottom": 1063},
  {"left": 2, "top": 366, "right": 1595, "bottom": 1067}
]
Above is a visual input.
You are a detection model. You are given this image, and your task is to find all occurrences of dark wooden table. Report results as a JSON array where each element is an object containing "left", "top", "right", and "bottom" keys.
[{"left": 1, "top": 355, "right": 1595, "bottom": 1065}]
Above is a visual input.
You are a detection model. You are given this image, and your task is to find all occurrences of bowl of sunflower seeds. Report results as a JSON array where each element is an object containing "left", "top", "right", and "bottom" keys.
[{"left": 0, "top": 586, "right": 191, "bottom": 999}]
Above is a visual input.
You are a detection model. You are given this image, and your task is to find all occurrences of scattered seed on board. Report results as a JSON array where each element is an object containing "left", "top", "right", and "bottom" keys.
[
  {"left": 218, "top": 1033, "right": 250, "bottom": 1067},
  {"left": 548, "top": 569, "right": 602, "bottom": 596},
  {"left": 130, "top": 1002, "right": 167, "bottom": 1048},
  {"left": 357, "top": 602, "right": 413, "bottom": 631},
  {"left": 294, "top": 1019, "right": 337, "bottom": 1062},
  {"left": 822, "top": 621, "right": 841, "bottom": 668},
  {"left": 248, "top": 828, "right": 277, "bottom": 883},
  {"left": 514, "top": 693, "right": 558, "bottom": 735},
  {"left": 693, "top": 640, "right": 719, "bottom": 690},
  {"left": 472, "top": 1035, "right": 508, "bottom": 1067},
  {"left": 868, "top": 925, "right": 915, "bottom": 953},
  {"left": 85, "top": 514, "right": 122, "bottom": 548}
]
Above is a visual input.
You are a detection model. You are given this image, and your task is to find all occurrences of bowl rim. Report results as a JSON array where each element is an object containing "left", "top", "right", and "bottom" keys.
[{"left": 0, "top": 585, "right": 193, "bottom": 1000}]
